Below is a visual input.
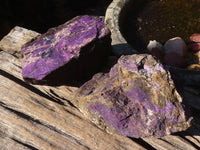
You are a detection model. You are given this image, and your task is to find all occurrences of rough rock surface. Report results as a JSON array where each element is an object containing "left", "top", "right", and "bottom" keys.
[
  {"left": 22, "top": 15, "right": 111, "bottom": 85},
  {"left": 75, "top": 54, "right": 191, "bottom": 138}
]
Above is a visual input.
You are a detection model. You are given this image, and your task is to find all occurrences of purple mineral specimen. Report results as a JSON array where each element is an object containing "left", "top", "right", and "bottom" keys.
[
  {"left": 22, "top": 15, "right": 111, "bottom": 85},
  {"left": 75, "top": 54, "right": 191, "bottom": 138}
]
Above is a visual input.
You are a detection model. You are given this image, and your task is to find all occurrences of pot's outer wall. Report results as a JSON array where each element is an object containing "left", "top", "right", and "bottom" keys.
[{"left": 105, "top": 0, "right": 139, "bottom": 56}]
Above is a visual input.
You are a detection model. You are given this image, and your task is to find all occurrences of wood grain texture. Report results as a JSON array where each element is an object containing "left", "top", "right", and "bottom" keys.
[
  {"left": 0, "top": 26, "right": 200, "bottom": 150},
  {"left": 0, "top": 52, "right": 145, "bottom": 150},
  {"left": 0, "top": 26, "right": 40, "bottom": 58}
]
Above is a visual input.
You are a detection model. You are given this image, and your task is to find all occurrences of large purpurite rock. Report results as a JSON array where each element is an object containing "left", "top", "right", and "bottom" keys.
[
  {"left": 22, "top": 15, "right": 111, "bottom": 85},
  {"left": 74, "top": 54, "right": 191, "bottom": 138}
]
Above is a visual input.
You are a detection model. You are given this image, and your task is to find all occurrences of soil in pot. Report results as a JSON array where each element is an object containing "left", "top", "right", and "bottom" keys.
[{"left": 121, "top": 0, "right": 200, "bottom": 52}]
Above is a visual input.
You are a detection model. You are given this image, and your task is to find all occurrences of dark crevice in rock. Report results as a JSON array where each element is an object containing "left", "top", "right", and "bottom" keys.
[
  {"left": 120, "top": 114, "right": 133, "bottom": 122},
  {"left": 0, "top": 69, "right": 64, "bottom": 105},
  {"left": 137, "top": 56, "right": 148, "bottom": 70},
  {"left": 12, "top": 138, "right": 38, "bottom": 150},
  {"left": 95, "top": 25, "right": 100, "bottom": 39},
  {"left": 137, "top": 61, "right": 144, "bottom": 70}
]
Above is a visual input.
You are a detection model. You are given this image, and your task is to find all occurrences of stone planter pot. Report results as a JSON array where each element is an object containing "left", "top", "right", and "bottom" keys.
[
  {"left": 105, "top": 0, "right": 138, "bottom": 56},
  {"left": 105, "top": 0, "right": 200, "bottom": 109}
]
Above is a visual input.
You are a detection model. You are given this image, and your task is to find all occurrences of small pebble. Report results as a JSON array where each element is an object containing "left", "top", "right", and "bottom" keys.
[
  {"left": 194, "top": 51, "right": 200, "bottom": 64},
  {"left": 190, "top": 33, "right": 200, "bottom": 43},
  {"left": 187, "top": 64, "right": 200, "bottom": 70},
  {"left": 147, "top": 40, "right": 163, "bottom": 52},
  {"left": 164, "top": 37, "right": 187, "bottom": 56}
]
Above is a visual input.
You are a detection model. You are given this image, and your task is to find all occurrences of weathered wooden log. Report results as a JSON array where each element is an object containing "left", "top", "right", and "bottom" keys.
[
  {"left": 0, "top": 26, "right": 200, "bottom": 150},
  {"left": 0, "top": 26, "right": 40, "bottom": 58},
  {"left": 0, "top": 69, "right": 145, "bottom": 150},
  {"left": 0, "top": 27, "right": 144, "bottom": 150}
]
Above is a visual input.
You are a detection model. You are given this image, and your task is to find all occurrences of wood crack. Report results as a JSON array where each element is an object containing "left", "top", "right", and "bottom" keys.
[
  {"left": 12, "top": 138, "right": 38, "bottom": 150},
  {"left": 0, "top": 69, "right": 64, "bottom": 105},
  {"left": 130, "top": 138, "right": 156, "bottom": 150},
  {"left": 1, "top": 105, "right": 43, "bottom": 125},
  {"left": 1, "top": 105, "right": 91, "bottom": 150}
]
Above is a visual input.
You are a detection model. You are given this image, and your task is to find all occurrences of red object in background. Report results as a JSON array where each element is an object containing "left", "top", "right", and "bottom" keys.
[{"left": 190, "top": 33, "right": 200, "bottom": 43}]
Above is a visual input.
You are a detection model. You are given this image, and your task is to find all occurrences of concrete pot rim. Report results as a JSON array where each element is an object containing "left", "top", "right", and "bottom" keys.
[{"left": 105, "top": 0, "right": 138, "bottom": 56}]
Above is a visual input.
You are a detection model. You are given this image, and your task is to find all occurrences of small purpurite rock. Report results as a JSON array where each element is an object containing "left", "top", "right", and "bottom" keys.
[
  {"left": 74, "top": 54, "right": 192, "bottom": 138},
  {"left": 22, "top": 15, "right": 111, "bottom": 85}
]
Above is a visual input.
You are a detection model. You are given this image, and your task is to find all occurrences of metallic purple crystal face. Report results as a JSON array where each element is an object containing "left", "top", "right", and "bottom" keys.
[
  {"left": 86, "top": 54, "right": 191, "bottom": 138},
  {"left": 22, "top": 15, "right": 110, "bottom": 82}
]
